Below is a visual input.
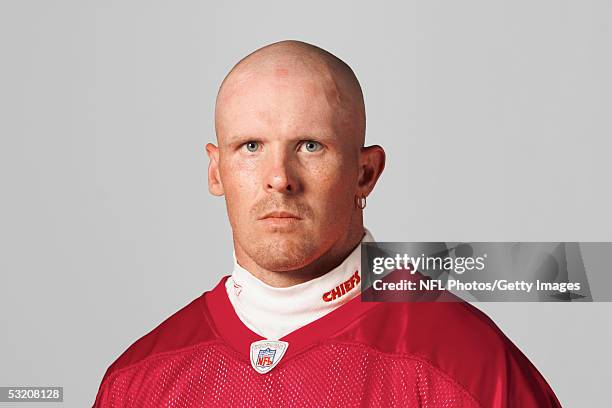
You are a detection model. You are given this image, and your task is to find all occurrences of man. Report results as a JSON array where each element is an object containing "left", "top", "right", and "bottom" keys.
[{"left": 93, "top": 40, "right": 561, "bottom": 407}]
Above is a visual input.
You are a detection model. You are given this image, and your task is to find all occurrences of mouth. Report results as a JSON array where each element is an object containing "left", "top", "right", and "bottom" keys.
[
  {"left": 259, "top": 211, "right": 302, "bottom": 220},
  {"left": 258, "top": 211, "right": 303, "bottom": 230}
]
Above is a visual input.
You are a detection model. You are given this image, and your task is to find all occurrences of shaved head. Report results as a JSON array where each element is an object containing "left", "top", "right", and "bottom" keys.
[{"left": 215, "top": 40, "right": 366, "bottom": 147}]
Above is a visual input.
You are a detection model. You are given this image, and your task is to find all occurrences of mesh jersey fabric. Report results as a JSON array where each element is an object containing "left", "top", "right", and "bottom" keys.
[{"left": 93, "top": 276, "right": 561, "bottom": 407}]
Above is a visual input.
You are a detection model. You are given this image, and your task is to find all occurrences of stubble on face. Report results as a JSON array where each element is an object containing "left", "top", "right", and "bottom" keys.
[{"left": 247, "top": 194, "right": 318, "bottom": 271}]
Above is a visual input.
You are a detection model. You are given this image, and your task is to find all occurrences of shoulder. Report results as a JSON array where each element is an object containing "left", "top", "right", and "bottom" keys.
[
  {"left": 333, "top": 300, "right": 561, "bottom": 407},
  {"left": 99, "top": 291, "right": 218, "bottom": 383},
  {"left": 336, "top": 300, "right": 510, "bottom": 373}
]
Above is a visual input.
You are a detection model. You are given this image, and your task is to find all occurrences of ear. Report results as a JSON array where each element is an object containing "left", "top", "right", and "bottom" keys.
[
  {"left": 357, "top": 145, "right": 386, "bottom": 197},
  {"left": 206, "top": 143, "right": 224, "bottom": 196}
]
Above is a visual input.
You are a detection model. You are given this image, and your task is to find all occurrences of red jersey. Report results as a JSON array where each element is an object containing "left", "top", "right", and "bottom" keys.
[{"left": 93, "top": 276, "right": 561, "bottom": 407}]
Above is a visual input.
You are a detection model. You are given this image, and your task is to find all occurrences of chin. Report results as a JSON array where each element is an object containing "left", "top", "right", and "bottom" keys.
[{"left": 250, "top": 235, "right": 319, "bottom": 272}]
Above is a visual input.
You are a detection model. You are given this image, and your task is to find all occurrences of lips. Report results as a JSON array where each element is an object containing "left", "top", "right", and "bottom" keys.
[{"left": 260, "top": 211, "right": 301, "bottom": 220}]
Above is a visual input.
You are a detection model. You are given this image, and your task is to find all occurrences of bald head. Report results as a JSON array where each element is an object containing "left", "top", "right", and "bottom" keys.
[{"left": 215, "top": 40, "right": 366, "bottom": 147}]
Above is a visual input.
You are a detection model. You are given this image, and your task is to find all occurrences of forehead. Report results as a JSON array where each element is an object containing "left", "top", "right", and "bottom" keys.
[{"left": 216, "top": 68, "right": 344, "bottom": 143}]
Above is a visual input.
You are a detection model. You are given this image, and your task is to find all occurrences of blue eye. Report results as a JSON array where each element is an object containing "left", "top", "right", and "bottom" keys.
[
  {"left": 301, "top": 141, "right": 323, "bottom": 153},
  {"left": 245, "top": 141, "right": 259, "bottom": 152}
]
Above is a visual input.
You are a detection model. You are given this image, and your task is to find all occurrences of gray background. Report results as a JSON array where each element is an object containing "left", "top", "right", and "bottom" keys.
[{"left": 0, "top": 1, "right": 610, "bottom": 407}]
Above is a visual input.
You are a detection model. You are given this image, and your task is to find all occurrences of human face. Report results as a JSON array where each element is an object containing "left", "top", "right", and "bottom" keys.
[{"left": 209, "top": 68, "right": 362, "bottom": 272}]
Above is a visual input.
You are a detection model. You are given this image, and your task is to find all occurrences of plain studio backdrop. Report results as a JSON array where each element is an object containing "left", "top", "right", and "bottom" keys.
[{"left": 1, "top": 1, "right": 610, "bottom": 407}]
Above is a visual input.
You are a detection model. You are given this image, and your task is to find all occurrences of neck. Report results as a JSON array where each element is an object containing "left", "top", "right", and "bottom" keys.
[
  {"left": 226, "top": 227, "right": 374, "bottom": 340},
  {"left": 234, "top": 224, "right": 365, "bottom": 288}
]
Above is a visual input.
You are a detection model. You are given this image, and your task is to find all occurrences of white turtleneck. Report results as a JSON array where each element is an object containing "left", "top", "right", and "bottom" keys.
[{"left": 225, "top": 229, "right": 375, "bottom": 340}]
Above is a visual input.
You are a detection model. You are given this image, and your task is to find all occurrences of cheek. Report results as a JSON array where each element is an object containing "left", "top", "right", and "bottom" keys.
[
  {"left": 222, "top": 152, "right": 262, "bottom": 190},
  {"left": 305, "top": 160, "right": 358, "bottom": 213},
  {"left": 220, "top": 158, "right": 259, "bottom": 217}
]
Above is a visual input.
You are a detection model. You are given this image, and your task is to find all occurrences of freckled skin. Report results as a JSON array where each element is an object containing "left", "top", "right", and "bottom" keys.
[{"left": 206, "top": 41, "right": 385, "bottom": 287}]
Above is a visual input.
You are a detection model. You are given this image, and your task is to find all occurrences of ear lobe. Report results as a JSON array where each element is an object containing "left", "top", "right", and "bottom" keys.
[
  {"left": 357, "top": 145, "right": 386, "bottom": 194},
  {"left": 206, "top": 143, "right": 225, "bottom": 196}
]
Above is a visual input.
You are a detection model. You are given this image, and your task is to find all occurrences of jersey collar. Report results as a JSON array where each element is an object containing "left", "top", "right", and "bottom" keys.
[{"left": 203, "top": 275, "right": 380, "bottom": 363}]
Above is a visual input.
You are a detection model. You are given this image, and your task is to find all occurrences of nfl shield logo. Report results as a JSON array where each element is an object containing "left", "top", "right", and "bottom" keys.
[
  {"left": 250, "top": 340, "right": 289, "bottom": 374},
  {"left": 256, "top": 348, "right": 276, "bottom": 368}
]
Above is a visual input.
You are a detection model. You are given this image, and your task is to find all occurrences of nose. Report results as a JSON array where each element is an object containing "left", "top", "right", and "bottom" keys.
[{"left": 264, "top": 146, "right": 299, "bottom": 194}]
